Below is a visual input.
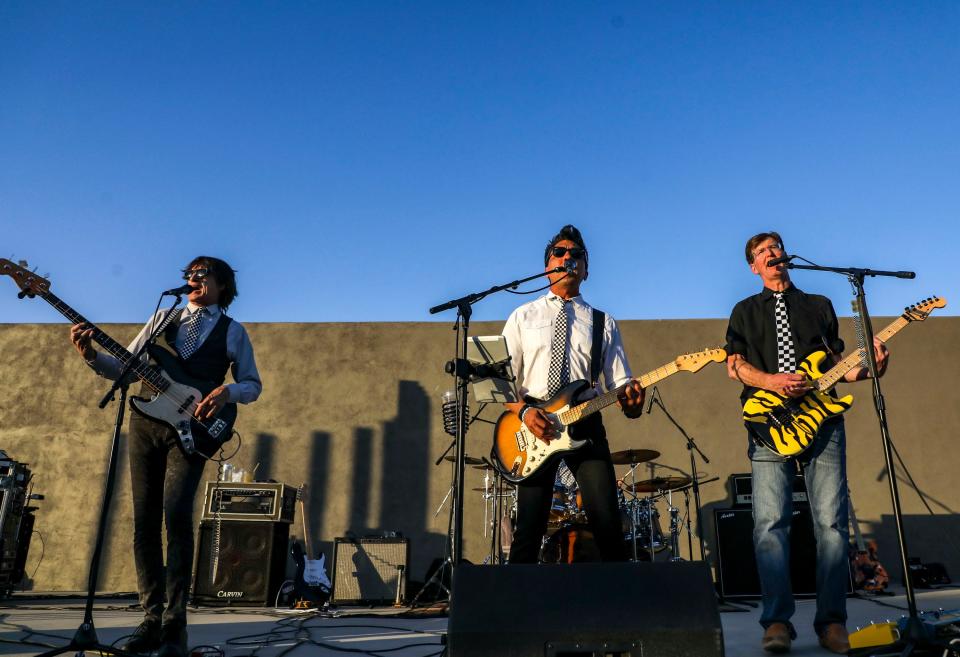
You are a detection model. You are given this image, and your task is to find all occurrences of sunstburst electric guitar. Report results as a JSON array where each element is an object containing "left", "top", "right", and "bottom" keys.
[
  {"left": 491, "top": 347, "right": 727, "bottom": 483},
  {"left": 1, "top": 258, "right": 237, "bottom": 457},
  {"left": 743, "top": 296, "right": 945, "bottom": 457}
]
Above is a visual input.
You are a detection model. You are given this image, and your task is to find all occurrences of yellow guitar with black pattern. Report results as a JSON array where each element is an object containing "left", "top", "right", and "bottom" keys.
[{"left": 744, "top": 296, "right": 945, "bottom": 457}]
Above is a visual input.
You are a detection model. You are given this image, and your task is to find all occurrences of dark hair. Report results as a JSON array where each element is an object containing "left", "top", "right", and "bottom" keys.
[
  {"left": 543, "top": 224, "right": 589, "bottom": 271},
  {"left": 185, "top": 256, "right": 238, "bottom": 310},
  {"left": 744, "top": 232, "right": 784, "bottom": 264}
]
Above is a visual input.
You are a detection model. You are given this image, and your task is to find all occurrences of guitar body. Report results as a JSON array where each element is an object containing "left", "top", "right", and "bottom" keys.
[
  {"left": 743, "top": 350, "right": 854, "bottom": 458},
  {"left": 290, "top": 541, "right": 331, "bottom": 605},
  {"left": 129, "top": 344, "right": 237, "bottom": 457},
  {"left": 491, "top": 380, "right": 592, "bottom": 483}
]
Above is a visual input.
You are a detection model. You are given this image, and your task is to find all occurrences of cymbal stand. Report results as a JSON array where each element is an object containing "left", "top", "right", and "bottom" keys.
[
  {"left": 622, "top": 460, "right": 641, "bottom": 562},
  {"left": 667, "top": 489, "right": 682, "bottom": 562}
]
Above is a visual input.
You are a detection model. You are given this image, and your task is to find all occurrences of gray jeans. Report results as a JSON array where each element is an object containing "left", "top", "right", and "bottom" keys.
[{"left": 128, "top": 413, "right": 207, "bottom": 625}]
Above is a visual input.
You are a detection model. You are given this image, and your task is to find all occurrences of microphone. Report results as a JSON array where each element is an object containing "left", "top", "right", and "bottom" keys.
[
  {"left": 644, "top": 385, "right": 658, "bottom": 414},
  {"left": 162, "top": 284, "right": 195, "bottom": 296},
  {"left": 767, "top": 254, "right": 792, "bottom": 266},
  {"left": 564, "top": 261, "right": 578, "bottom": 274},
  {"left": 442, "top": 390, "right": 462, "bottom": 437}
]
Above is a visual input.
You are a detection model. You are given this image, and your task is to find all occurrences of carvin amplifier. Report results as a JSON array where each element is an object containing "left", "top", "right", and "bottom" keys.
[
  {"left": 729, "top": 472, "right": 808, "bottom": 507},
  {"left": 201, "top": 482, "right": 296, "bottom": 523}
]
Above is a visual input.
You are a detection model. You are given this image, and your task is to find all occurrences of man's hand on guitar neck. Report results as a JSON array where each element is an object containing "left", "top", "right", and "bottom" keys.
[
  {"left": 617, "top": 380, "right": 645, "bottom": 418},
  {"left": 70, "top": 322, "right": 97, "bottom": 362}
]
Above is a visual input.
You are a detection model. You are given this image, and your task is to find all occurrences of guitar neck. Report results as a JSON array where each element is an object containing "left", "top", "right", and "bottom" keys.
[
  {"left": 42, "top": 291, "right": 167, "bottom": 392},
  {"left": 560, "top": 361, "right": 680, "bottom": 425},
  {"left": 815, "top": 315, "right": 909, "bottom": 392}
]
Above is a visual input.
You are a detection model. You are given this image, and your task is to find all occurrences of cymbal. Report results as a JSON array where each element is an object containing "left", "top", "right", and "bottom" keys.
[
  {"left": 609, "top": 448, "right": 660, "bottom": 465},
  {"left": 443, "top": 454, "right": 485, "bottom": 466},
  {"left": 471, "top": 486, "right": 516, "bottom": 492},
  {"left": 621, "top": 476, "right": 692, "bottom": 493},
  {"left": 472, "top": 463, "right": 495, "bottom": 470}
]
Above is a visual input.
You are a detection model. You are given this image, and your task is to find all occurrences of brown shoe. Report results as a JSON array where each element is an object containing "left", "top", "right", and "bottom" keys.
[
  {"left": 818, "top": 624, "right": 850, "bottom": 654},
  {"left": 762, "top": 622, "right": 792, "bottom": 653}
]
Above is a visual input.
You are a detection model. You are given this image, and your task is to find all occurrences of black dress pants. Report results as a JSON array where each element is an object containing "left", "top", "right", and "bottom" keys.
[
  {"left": 128, "top": 413, "right": 207, "bottom": 625},
  {"left": 509, "top": 414, "right": 626, "bottom": 564}
]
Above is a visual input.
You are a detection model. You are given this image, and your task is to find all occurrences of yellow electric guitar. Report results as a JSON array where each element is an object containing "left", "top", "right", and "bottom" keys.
[
  {"left": 744, "top": 296, "right": 946, "bottom": 457},
  {"left": 491, "top": 347, "right": 727, "bottom": 483}
]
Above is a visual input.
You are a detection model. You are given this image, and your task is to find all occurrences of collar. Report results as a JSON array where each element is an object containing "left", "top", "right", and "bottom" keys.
[
  {"left": 186, "top": 303, "right": 221, "bottom": 318},
  {"left": 760, "top": 284, "right": 799, "bottom": 301},
  {"left": 546, "top": 292, "right": 582, "bottom": 305}
]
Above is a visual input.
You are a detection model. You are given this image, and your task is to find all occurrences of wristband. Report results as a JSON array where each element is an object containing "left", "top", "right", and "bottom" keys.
[{"left": 519, "top": 404, "right": 532, "bottom": 423}]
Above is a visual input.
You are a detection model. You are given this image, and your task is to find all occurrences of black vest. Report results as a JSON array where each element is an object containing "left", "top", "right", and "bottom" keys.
[{"left": 163, "top": 312, "right": 233, "bottom": 384}]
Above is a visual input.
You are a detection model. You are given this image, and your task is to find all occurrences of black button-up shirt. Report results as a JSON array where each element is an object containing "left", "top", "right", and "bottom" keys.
[{"left": 725, "top": 285, "right": 844, "bottom": 402}]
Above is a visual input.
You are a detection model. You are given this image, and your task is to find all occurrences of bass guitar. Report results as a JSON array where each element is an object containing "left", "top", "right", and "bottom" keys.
[
  {"left": 743, "top": 296, "right": 945, "bottom": 458},
  {"left": 491, "top": 347, "right": 727, "bottom": 483},
  {"left": 1, "top": 258, "right": 236, "bottom": 457}
]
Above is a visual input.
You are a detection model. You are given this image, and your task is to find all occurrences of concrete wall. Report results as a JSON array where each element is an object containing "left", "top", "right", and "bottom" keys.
[{"left": 1, "top": 317, "right": 957, "bottom": 593}]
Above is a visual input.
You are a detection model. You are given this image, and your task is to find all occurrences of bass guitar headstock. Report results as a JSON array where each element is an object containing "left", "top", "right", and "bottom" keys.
[
  {"left": 0, "top": 258, "right": 50, "bottom": 298},
  {"left": 902, "top": 296, "right": 946, "bottom": 322},
  {"left": 675, "top": 347, "right": 727, "bottom": 373}
]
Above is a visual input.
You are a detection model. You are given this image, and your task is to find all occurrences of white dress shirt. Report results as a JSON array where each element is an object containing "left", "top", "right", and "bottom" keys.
[
  {"left": 501, "top": 292, "right": 633, "bottom": 401},
  {"left": 88, "top": 303, "right": 262, "bottom": 404}
]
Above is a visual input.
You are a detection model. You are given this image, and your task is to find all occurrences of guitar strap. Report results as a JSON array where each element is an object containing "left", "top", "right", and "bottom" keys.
[{"left": 590, "top": 308, "right": 605, "bottom": 388}]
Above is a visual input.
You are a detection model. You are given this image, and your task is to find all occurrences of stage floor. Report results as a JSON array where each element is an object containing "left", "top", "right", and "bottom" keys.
[{"left": 1, "top": 587, "right": 958, "bottom": 656}]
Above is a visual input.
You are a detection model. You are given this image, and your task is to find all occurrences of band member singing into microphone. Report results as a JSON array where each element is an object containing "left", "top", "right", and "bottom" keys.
[
  {"left": 69, "top": 257, "right": 261, "bottom": 657},
  {"left": 501, "top": 225, "right": 644, "bottom": 563},
  {"left": 725, "top": 232, "right": 888, "bottom": 654}
]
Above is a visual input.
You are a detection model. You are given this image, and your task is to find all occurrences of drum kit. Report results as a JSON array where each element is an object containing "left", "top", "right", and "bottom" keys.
[{"left": 463, "top": 447, "right": 702, "bottom": 565}]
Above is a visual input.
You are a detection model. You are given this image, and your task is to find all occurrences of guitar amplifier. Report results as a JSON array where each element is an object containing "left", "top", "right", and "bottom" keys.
[
  {"left": 331, "top": 537, "right": 408, "bottom": 605},
  {"left": 729, "top": 472, "right": 808, "bottom": 507},
  {"left": 200, "top": 482, "right": 296, "bottom": 523}
]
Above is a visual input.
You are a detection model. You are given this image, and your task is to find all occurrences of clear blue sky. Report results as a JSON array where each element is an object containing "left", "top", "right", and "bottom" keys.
[{"left": 2, "top": 2, "right": 957, "bottom": 325}]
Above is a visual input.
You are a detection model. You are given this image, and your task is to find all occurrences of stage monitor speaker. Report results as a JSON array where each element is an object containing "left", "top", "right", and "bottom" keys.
[
  {"left": 714, "top": 507, "right": 852, "bottom": 598},
  {"left": 448, "top": 562, "right": 723, "bottom": 657},
  {"left": 331, "top": 537, "right": 408, "bottom": 605},
  {"left": 192, "top": 520, "right": 289, "bottom": 606}
]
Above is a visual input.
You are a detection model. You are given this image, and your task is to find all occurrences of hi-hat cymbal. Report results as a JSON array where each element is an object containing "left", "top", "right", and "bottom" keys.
[
  {"left": 609, "top": 448, "right": 661, "bottom": 465},
  {"left": 621, "top": 475, "right": 692, "bottom": 493},
  {"left": 443, "top": 454, "right": 485, "bottom": 466},
  {"left": 472, "top": 463, "right": 495, "bottom": 470}
]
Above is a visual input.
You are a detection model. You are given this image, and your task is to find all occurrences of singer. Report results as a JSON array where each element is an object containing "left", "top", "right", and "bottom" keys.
[
  {"left": 501, "top": 225, "right": 645, "bottom": 563},
  {"left": 68, "top": 256, "right": 262, "bottom": 657},
  {"left": 725, "top": 232, "right": 888, "bottom": 655}
]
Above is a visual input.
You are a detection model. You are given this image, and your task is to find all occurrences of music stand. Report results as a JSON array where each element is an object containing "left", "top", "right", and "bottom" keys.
[{"left": 465, "top": 336, "right": 519, "bottom": 404}]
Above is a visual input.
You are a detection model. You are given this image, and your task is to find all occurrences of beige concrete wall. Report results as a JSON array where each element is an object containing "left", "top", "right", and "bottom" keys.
[{"left": 1, "top": 317, "right": 957, "bottom": 592}]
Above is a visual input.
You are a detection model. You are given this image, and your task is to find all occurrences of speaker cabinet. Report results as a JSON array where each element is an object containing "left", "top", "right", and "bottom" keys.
[
  {"left": 448, "top": 562, "right": 723, "bottom": 657},
  {"left": 713, "top": 507, "right": 852, "bottom": 598},
  {"left": 331, "top": 537, "right": 408, "bottom": 605},
  {"left": 192, "top": 520, "right": 289, "bottom": 606}
]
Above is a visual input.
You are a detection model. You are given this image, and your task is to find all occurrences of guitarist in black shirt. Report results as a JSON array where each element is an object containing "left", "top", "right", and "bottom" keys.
[{"left": 725, "top": 232, "right": 887, "bottom": 655}]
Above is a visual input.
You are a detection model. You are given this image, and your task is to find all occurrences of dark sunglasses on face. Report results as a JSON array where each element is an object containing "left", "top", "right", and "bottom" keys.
[
  {"left": 182, "top": 268, "right": 210, "bottom": 281},
  {"left": 551, "top": 246, "right": 586, "bottom": 259}
]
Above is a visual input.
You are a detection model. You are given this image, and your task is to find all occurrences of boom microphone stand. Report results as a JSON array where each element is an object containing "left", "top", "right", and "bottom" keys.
[
  {"left": 37, "top": 295, "right": 185, "bottom": 657},
  {"left": 782, "top": 256, "right": 953, "bottom": 655},
  {"left": 429, "top": 266, "right": 567, "bottom": 570}
]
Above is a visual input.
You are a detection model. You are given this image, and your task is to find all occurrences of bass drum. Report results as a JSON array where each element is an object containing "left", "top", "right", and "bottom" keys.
[{"left": 539, "top": 524, "right": 651, "bottom": 564}]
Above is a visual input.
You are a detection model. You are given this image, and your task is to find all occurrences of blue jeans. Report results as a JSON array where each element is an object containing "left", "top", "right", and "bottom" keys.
[{"left": 749, "top": 419, "right": 849, "bottom": 635}]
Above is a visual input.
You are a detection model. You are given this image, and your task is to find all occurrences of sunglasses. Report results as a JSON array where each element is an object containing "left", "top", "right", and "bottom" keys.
[
  {"left": 181, "top": 268, "right": 210, "bottom": 281},
  {"left": 550, "top": 246, "right": 586, "bottom": 259}
]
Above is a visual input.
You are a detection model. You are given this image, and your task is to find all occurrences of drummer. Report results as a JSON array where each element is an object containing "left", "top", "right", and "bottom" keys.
[{"left": 501, "top": 225, "right": 645, "bottom": 563}]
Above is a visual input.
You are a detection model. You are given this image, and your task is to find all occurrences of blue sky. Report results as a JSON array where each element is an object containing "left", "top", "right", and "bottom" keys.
[{"left": 2, "top": 2, "right": 957, "bottom": 325}]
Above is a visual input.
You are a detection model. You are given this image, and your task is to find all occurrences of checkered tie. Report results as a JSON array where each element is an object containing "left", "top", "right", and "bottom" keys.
[
  {"left": 546, "top": 299, "right": 571, "bottom": 397},
  {"left": 179, "top": 307, "right": 206, "bottom": 359},
  {"left": 773, "top": 292, "right": 796, "bottom": 373}
]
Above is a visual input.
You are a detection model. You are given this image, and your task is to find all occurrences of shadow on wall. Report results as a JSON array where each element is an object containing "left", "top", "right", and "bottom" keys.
[{"left": 876, "top": 513, "right": 960, "bottom": 586}]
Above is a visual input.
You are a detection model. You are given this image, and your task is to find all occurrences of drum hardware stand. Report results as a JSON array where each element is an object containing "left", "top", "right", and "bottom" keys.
[
  {"left": 648, "top": 386, "right": 755, "bottom": 610},
  {"left": 429, "top": 267, "right": 561, "bottom": 573},
  {"left": 782, "top": 257, "right": 954, "bottom": 656},
  {"left": 37, "top": 293, "right": 186, "bottom": 657}
]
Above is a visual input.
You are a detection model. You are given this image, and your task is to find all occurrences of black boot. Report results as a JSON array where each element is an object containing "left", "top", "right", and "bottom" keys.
[
  {"left": 157, "top": 620, "right": 188, "bottom": 657},
  {"left": 121, "top": 619, "right": 161, "bottom": 654}
]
